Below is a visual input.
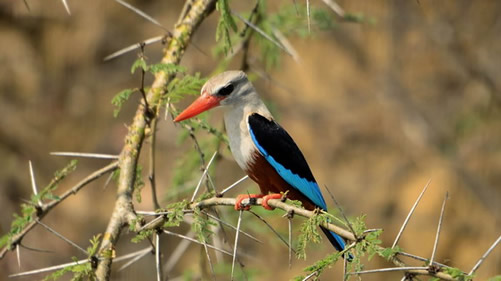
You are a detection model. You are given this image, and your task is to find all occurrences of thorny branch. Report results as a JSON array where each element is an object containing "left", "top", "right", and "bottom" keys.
[{"left": 94, "top": 1, "right": 217, "bottom": 280}]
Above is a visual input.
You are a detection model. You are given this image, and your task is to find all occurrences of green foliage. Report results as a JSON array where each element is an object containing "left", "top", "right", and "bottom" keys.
[
  {"left": 442, "top": 267, "right": 473, "bottom": 281},
  {"left": 489, "top": 276, "right": 501, "bottom": 281},
  {"left": 131, "top": 229, "right": 154, "bottom": 244},
  {"left": 296, "top": 212, "right": 329, "bottom": 259},
  {"left": 162, "top": 72, "right": 207, "bottom": 104},
  {"left": 87, "top": 234, "right": 101, "bottom": 256},
  {"left": 192, "top": 207, "right": 216, "bottom": 244},
  {"left": 378, "top": 245, "right": 401, "bottom": 261},
  {"left": 0, "top": 160, "right": 78, "bottom": 249},
  {"left": 113, "top": 57, "right": 187, "bottom": 117},
  {"left": 42, "top": 235, "right": 101, "bottom": 281},
  {"left": 131, "top": 57, "right": 147, "bottom": 74},
  {"left": 149, "top": 63, "right": 186, "bottom": 75},
  {"left": 111, "top": 88, "right": 135, "bottom": 117},
  {"left": 215, "top": 0, "right": 238, "bottom": 54},
  {"left": 162, "top": 200, "right": 188, "bottom": 228},
  {"left": 296, "top": 251, "right": 342, "bottom": 280}
]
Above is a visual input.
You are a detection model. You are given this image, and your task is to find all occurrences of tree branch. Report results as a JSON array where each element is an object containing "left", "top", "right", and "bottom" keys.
[{"left": 94, "top": 1, "right": 217, "bottom": 280}]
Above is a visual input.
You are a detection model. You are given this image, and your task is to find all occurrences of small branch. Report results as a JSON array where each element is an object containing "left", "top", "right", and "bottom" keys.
[
  {"left": 61, "top": 0, "right": 71, "bottom": 15},
  {"left": 50, "top": 152, "right": 119, "bottom": 159},
  {"left": 430, "top": 192, "right": 448, "bottom": 265},
  {"left": 103, "top": 35, "right": 165, "bottom": 61},
  {"left": 0, "top": 162, "right": 118, "bottom": 260},
  {"left": 218, "top": 175, "right": 249, "bottom": 196},
  {"left": 164, "top": 230, "right": 194, "bottom": 273},
  {"left": 115, "top": 0, "right": 168, "bottom": 31},
  {"left": 349, "top": 267, "right": 428, "bottom": 275},
  {"left": 324, "top": 185, "right": 356, "bottom": 239},
  {"left": 249, "top": 210, "right": 295, "bottom": 253},
  {"left": 36, "top": 220, "right": 88, "bottom": 256},
  {"left": 28, "top": 161, "right": 41, "bottom": 207},
  {"left": 231, "top": 210, "right": 243, "bottom": 281},
  {"left": 468, "top": 234, "right": 501, "bottom": 275},
  {"left": 155, "top": 233, "right": 163, "bottom": 281},
  {"left": 232, "top": 11, "right": 295, "bottom": 58},
  {"left": 162, "top": 230, "right": 233, "bottom": 257},
  {"left": 320, "top": 0, "right": 345, "bottom": 18},
  {"left": 392, "top": 179, "right": 431, "bottom": 248},
  {"left": 191, "top": 151, "right": 217, "bottom": 202},
  {"left": 306, "top": 0, "right": 311, "bottom": 33},
  {"left": 149, "top": 117, "right": 161, "bottom": 210}
]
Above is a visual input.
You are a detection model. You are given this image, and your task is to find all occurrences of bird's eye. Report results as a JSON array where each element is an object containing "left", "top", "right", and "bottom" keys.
[{"left": 217, "top": 84, "right": 234, "bottom": 96}]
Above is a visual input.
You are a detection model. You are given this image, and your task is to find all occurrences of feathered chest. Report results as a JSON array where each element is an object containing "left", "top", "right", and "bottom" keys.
[{"left": 224, "top": 110, "right": 259, "bottom": 172}]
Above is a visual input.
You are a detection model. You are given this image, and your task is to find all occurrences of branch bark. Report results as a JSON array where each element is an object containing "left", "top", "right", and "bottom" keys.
[{"left": 94, "top": 1, "right": 217, "bottom": 280}]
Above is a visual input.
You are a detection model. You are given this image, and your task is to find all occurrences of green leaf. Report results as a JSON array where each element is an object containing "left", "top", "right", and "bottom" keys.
[
  {"left": 111, "top": 88, "right": 135, "bottom": 117},
  {"left": 215, "top": 0, "right": 238, "bottom": 54},
  {"left": 131, "top": 57, "right": 148, "bottom": 74}
]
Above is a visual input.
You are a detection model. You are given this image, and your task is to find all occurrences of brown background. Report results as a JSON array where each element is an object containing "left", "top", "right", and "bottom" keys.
[{"left": 0, "top": 0, "right": 500, "bottom": 280}]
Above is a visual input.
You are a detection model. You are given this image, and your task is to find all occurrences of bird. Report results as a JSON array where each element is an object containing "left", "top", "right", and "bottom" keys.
[{"left": 174, "top": 70, "right": 348, "bottom": 255}]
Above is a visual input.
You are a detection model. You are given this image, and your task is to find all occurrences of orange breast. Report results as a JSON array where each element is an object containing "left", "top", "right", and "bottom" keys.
[{"left": 246, "top": 151, "right": 317, "bottom": 211}]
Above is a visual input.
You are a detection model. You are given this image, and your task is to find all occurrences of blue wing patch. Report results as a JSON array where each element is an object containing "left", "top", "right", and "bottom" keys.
[{"left": 247, "top": 114, "right": 327, "bottom": 210}]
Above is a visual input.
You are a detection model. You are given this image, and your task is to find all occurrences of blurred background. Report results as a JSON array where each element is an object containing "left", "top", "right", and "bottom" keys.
[{"left": 0, "top": 0, "right": 500, "bottom": 280}]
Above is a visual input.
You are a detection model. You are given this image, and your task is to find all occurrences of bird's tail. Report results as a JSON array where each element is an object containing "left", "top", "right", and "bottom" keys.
[{"left": 320, "top": 226, "right": 353, "bottom": 261}]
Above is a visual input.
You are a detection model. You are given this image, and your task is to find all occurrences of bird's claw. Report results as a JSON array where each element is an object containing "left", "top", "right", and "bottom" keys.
[
  {"left": 235, "top": 194, "right": 263, "bottom": 210},
  {"left": 261, "top": 193, "right": 282, "bottom": 210}
]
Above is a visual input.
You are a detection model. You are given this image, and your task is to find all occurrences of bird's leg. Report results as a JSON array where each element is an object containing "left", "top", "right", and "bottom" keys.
[
  {"left": 261, "top": 193, "right": 283, "bottom": 210},
  {"left": 235, "top": 194, "right": 263, "bottom": 210}
]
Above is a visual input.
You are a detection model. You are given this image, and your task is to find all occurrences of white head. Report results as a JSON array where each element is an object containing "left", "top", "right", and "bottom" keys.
[{"left": 174, "top": 71, "right": 259, "bottom": 122}]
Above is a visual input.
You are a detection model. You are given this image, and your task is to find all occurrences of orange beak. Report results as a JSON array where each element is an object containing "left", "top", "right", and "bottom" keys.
[{"left": 174, "top": 92, "right": 224, "bottom": 122}]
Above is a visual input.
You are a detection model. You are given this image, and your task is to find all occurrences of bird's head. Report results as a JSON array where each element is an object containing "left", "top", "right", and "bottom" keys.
[{"left": 174, "top": 70, "right": 253, "bottom": 122}]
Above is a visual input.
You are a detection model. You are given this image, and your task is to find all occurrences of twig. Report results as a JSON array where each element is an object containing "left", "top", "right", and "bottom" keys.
[
  {"left": 9, "top": 258, "right": 90, "bottom": 277},
  {"left": 164, "top": 231, "right": 194, "bottom": 273},
  {"left": 118, "top": 247, "right": 153, "bottom": 271},
  {"left": 191, "top": 151, "right": 217, "bottom": 202},
  {"left": 218, "top": 175, "right": 249, "bottom": 196},
  {"left": 103, "top": 35, "right": 164, "bottom": 61},
  {"left": 201, "top": 212, "right": 262, "bottom": 244},
  {"left": 324, "top": 185, "right": 356, "bottom": 239},
  {"left": 231, "top": 210, "right": 243, "bottom": 281},
  {"left": 19, "top": 243, "right": 53, "bottom": 254},
  {"left": 28, "top": 161, "right": 41, "bottom": 207},
  {"left": 430, "top": 192, "right": 448, "bottom": 265},
  {"left": 61, "top": 0, "right": 71, "bottom": 15},
  {"left": 149, "top": 117, "right": 161, "bottom": 209},
  {"left": 0, "top": 162, "right": 118, "bottom": 260},
  {"left": 162, "top": 230, "right": 233, "bottom": 257},
  {"left": 306, "top": 0, "right": 311, "bottom": 33},
  {"left": 36, "top": 220, "right": 88, "bottom": 256},
  {"left": 302, "top": 271, "right": 317, "bottom": 281},
  {"left": 50, "top": 152, "right": 119, "bottom": 159},
  {"left": 16, "top": 245, "right": 21, "bottom": 269},
  {"left": 114, "top": 0, "right": 167, "bottom": 31},
  {"left": 468, "top": 234, "right": 501, "bottom": 275},
  {"left": 232, "top": 11, "right": 294, "bottom": 58},
  {"left": 397, "top": 251, "right": 449, "bottom": 268},
  {"left": 349, "top": 267, "right": 428, "bottom": 275},
  {"left": 249, "top": 210, "right": 296, "bottom": 253},
  {"left": 320, "top": 0, "right": 345, "bottom": 18},
  {"left": 392, "top": 179, "right": 431, "bottom": 248},
  {"left": 155, "top": 233, "right": 163, "bottom": 281},
  {"left": 10, "top": 247, "right": 153, "bottom": 277},
  {"left": 287, "top": 211, "right": 293, "bottom": 268}
]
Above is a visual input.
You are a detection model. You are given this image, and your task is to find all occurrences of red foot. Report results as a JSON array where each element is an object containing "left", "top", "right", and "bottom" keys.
[
  {"left": 261, "top": 193, "right": 282, "bottom": 210},
  {"left": 235, "top": 194, "right": 263, "bottom": 210}
]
